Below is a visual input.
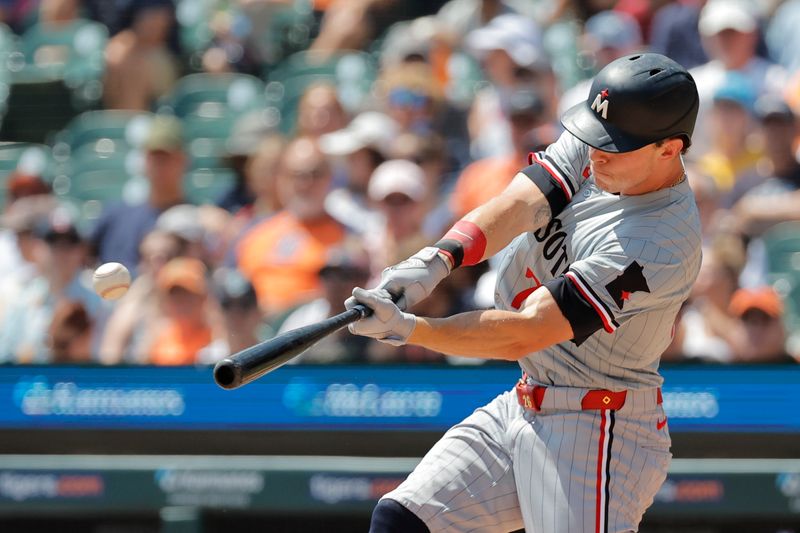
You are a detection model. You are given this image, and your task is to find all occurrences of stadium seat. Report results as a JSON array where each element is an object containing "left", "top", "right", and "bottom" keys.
[
  {"left": 53, "top": 110, "right": 156, "bottom": 158},
  {"left": 158, "top": 73, "right": 265, "bottom": 118},
  {"left": 762, "top": 221, "right": 800, "bottom": 337},
  {"left": 55, "top": 142, "right": 142, "bottom": 203}
]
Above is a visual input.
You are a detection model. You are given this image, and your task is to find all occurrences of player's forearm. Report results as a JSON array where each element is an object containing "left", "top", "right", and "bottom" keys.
[
  {"left": 407, "top": 290, "right": 573, "bottom": 360},
  {"left": 408, "top": 310, "right": 548, "bottom": 361}
]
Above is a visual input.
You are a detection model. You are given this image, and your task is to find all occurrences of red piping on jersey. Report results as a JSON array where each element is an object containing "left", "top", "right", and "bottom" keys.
[
  {"left": 565, "top": 272, "right": 616, "bottom": 333},
  {"left": 530, "top": 152, "right": 573, "bottom": 201}
]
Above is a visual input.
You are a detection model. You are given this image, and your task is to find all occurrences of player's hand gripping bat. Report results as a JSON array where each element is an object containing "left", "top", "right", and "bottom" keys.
[{"left": 213, "top": 294, "right": 400, "bottom": 390}]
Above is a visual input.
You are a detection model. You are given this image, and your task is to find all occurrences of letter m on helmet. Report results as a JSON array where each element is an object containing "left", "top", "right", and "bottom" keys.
[{"left": 591, "top": 92, "right": 609, "bottom": 119}]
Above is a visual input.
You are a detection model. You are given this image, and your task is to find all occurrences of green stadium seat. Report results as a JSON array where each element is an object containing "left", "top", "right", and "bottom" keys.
[
  {"left": 53, "top": 110, "right": 155, "bottom": 158},
  {"left": 55, "top": 142, "right": 141, "bottom": 203},
  {"left": 158, "top": 73, "right": 265, "bottom": 117},
  {"left": 762, "top": 221, "right": 800, "bottom": 338}
]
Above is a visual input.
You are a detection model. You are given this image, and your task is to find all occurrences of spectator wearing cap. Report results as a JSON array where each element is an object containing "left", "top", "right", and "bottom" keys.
[
  {"left": 319, "top": 111, "right": 397, "bottom": 234},
  {"left": 0, "top": 171, "right": 52, "bottom": 283},
  {"left": 99, "top": 228, "right": 185, "bottom": 365},
  {"left": 378, "top": 62, "right": 445, "bottom": 138},
  {"left": 728, "top": 287, "right": 796, "bottom": 364},
  {"left": 90, "top": 115, "right": 189, "bottom": 273},
  {"left": 450, "top": 88, "right": 555, "bottom": 222},
  {"left": 464, "top": 13, "right": 557, "bottom": 159},
  {"left": 689, "top": 0, "right": 787, "bottom": 156},
  {"left": 0, "top": 195, "right": 59, "bottom": 324},
  {"left": 237, "top": 137, "right": 347, "bottom": 317},
  {"left": 147, "top": 257, "right": 218, "bottom": 365},
  {"left": 277, "top": 240, "right": 373, "bottom": 364},
  {"left": 697, "top": 71, "right": 763, "bottom": 208},
  {"left": 216, "top": 110, "right": 282, "bottom": 215},
  {"left": 559, "top": 10, "right": 643, "bottom": 117},
  {"left": 734, "top": 95, "right": 800, "bottom": 238},
  {"left": 0, "top": 204, "right": 108, "bottom": 364},
  {"left": 197, "top": 268, "right": 264, "bottom": 364},
  {"left": 363, "top": 160, "right": 432, "bottom": 282}
]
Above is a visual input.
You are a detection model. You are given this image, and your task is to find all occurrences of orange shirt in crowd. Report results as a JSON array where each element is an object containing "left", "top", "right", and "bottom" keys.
[
  {"left": 449, "top": 156, "right": 521, "bottom": 219},
  {"left": 149, "top": 322, "right": 213, "bottom": 366},
  {"left": 237, "top": 210, "right": 346, "bottom": 313}
]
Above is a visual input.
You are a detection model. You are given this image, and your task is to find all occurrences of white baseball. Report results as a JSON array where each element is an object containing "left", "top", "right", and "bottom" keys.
[{"left": 92, "top": 262, "right": 131, "bottom": 300}]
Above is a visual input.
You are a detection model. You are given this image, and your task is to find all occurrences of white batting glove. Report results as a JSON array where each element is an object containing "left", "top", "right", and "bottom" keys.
[
  {"left": 378, "top": 247, "right": 451, "bottom": 311},
  {"left": 345, "top": 288, "right": 416, "bottom": 346}
]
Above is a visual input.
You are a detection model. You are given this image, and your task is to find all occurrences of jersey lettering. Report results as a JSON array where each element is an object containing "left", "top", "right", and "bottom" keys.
[
  {"left": 511, "top": 268, "right": 541, "bottom": 309},
  {"left": 534, "top": 217, "right": 572, "bottom": 278}
]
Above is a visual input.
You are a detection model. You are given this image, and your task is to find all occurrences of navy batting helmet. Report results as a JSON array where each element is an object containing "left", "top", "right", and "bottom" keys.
[{"left": 561, "top": 53, "right": 699, "bottom": 153}]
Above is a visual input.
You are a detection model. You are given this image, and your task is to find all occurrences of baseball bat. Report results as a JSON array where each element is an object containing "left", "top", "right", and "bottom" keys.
[{"left": 213, "top": 303, "right": 373, "bottom": 390}]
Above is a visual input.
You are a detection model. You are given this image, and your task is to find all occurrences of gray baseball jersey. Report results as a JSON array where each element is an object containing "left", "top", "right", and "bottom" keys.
[
  {"left": 380, "top": 131, "right": 701, "bottom": 533},
  {"left": 496, "top": 130, "right": 702, "bottom": 390}
]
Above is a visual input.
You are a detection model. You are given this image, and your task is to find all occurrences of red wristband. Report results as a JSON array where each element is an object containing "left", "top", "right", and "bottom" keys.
[{"left": 439, "top": 220, "right": 487, "bottom": 267}]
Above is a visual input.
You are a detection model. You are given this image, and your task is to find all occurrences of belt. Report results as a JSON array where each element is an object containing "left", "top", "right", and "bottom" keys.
[{"left": 515, "top": 375, "right": 663, "bottom": 412}]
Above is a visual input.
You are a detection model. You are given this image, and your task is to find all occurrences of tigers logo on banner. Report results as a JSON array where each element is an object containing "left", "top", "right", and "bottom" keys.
[{"left": 591, "top": 89, "right": 610, "bottom": 119}]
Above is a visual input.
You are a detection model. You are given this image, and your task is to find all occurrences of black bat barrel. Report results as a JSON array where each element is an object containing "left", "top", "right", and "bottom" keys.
[{"left": 213, "top": 304, "right": 369, "bottom": 390}]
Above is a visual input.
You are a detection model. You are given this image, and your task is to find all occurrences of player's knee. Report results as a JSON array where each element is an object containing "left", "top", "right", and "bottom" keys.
[{"left": 369, "top": 498, "right": 430, "bottom": 533}]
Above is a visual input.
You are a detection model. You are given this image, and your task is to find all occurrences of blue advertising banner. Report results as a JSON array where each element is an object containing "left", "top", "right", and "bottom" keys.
[{"left": 0, "top": 365, "right": 797, "bottom": 433}]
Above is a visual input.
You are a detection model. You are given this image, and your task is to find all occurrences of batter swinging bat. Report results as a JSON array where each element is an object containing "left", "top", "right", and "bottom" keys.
[{"left": 214, "top": 302, "right": 373, "bottom": 390}]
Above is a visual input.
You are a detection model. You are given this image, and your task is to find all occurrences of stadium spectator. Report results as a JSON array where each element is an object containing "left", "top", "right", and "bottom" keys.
[
  {"left": 450, "top": 88, "right": 554, "bottom": 221},
  {"left": 155, "top": 203, "right": 231, "bottom": 267},
  {"left": 48, "top": 300, "right": 93, "bottom": 364},
  {"left": 363, "top": 160, "right": 431, "bottom": 282},
  {"left": 559, "top": 9, "right": 643, "bottom": 115},
  {"left": 0, "top": 194, "right": 58, "bottom": 323},
  {"left": 728, "top": 287, "right": 797, "bottom": 364},
  {"left": 99, "top": 229, "right": 183, "bottom": 365},
  {"left": 219, "top": 134, "right": 288, "bottom": 267},
  {"left": 237, "top": 136, "right": 347, "bottom": 317},
  {"left": 198, "top": 268, "right": 264, "bottom": 364},
  {"left": 216, "top": 110, "right": 281, "bottom": 215},
  {"left": 378, "top": 62, "right": 443, "bottom": 138},
  {"left": 0, "top": 205, "right": 108, "bottom": 364},
  {"left": 696, "top": 72, "right": 763, "bottom": 208},
  {"left": 689, "top": 0, "right": 786, "bottom": 156},
  {"left": 295, "top": 82, "right": 348, "bottom": 138},
  {"left": 319, "top": 111, "right": 397, "bottom": 234},
  {"left": 147, "top": 257, "right": 218, "bottom": 365},
  {"left": 464, "top": 13, "right": 557, "bottom": 158},
  {"left": 733, "top": 95, "right": 800, "bottom": 239},
  {"left": 278, "top": 240, "right": 374, "bottom": 364},
  {"left": 676, "top": 236, "right": 747, "bottom": 363},
  {"left": 102, "top": 0, "right": 180, "bottom": 110},
  {"left": 90, "top": 115, "right": 188, "bottom": 273},
  {"left": 0, "top": 172, "right": 52, "bottom": 281}
]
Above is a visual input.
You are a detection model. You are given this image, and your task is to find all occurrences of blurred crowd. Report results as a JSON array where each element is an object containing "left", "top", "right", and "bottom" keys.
[{"left": 1, "top": 0, "right": 800, "bottom": 367}]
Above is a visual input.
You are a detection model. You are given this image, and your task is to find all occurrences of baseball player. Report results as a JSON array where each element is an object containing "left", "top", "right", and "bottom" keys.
[{"left": 346, "top": 53, "right": 702, "bottom": 533}]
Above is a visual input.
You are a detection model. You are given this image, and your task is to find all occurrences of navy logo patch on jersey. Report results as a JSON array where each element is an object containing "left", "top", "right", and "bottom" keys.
[{"left": 605, "top": 261, "right": 650, "bottom": 309}]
